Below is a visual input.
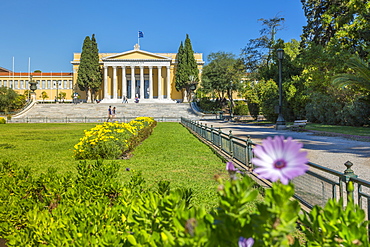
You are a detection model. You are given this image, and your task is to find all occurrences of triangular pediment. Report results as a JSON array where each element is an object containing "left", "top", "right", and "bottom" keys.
[{"left": 103, "top": 49, "right": 171, "bottom": 60}]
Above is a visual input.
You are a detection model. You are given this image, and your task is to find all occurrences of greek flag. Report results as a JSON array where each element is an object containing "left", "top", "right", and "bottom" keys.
[{"left": 138, "top": 31, "right": 144, "bottom": 38}]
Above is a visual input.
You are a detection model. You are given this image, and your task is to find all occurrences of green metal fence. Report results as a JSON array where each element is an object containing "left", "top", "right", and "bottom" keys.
[{"left": 181, "top": 117, "right": 370, "bottom": 218}]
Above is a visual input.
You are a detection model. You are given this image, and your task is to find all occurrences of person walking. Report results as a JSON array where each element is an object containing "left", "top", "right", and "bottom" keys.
[
  {"left": 107, "top": 106, "right": 112, "bottom": 122},
  {"left": 112, "top": 107, "right": 116, "bottom": 121}
]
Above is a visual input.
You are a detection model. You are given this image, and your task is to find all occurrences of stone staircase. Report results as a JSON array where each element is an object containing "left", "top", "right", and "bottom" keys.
[{"left": 11, "top": 102, "right": 205, "bottom": 122}]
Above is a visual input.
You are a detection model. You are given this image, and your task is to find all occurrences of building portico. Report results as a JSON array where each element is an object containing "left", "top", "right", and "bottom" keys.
[{"left": 71, "top": 44, "right": 204, "bottom": 103}]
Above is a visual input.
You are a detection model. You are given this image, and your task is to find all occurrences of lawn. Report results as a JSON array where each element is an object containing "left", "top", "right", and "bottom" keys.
[
  {"left": 0, "top": 122, "right": 226, "bottom": 208},
  {"left": 306, "top": 123, "right": 370, "bottom": 136}
]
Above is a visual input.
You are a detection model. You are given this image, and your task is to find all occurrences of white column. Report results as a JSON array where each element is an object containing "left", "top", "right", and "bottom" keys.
[
  {"left": 166, "top": 66, "right": 171, "bottom": 99},
  {"left": 121, "top": 66, "right": 127, "bottom": 98},
  {"left": 104, "top": 66, "right": 109, "bottom": 99},
  {"left": 139, "top": 66, "right": 144, "bottom": 99},
  {"left": 131, "top": 66, "right": 135, "bottom": 99},
  {"left": 149, "top": 66, "right": 153, "bottom": 99},
  {"left": 113, "top": 66, "right": 117, "bottom": 100},
  {"left": 157, "top": 66, "right": 162, "bottom": 99}
]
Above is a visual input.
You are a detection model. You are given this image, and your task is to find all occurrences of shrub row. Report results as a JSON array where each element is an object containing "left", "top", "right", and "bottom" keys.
[
  {"left": 1, "top": 161, "right": 368, "bottom": 246},
  {"left": 73, "top": 117, "right": 156, "bottom": 160}
]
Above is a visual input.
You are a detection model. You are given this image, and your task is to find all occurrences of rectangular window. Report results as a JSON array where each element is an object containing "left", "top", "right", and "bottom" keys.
[
  {"left": 53, "top": 80, "right": 57, "bottom": 89},
  {"left": 42, "top": 80, "right": 46, "bottom": 89},
  {"left": 63, "top": 80, "right": 67, "bottom": 89},
  {"left": 14, "top": 80, "right": 18, "bottom": 89},
  {"left": 0, "top": 80, "right": 2, "bottom": 87},
  {"left": 4, "top": 80, "right": 7, "bottom": 87},
  {"left": 36, "top": 80, "right": 40, "bottom": 89},
  {"left": 69, "top": 80, "right": 73, "bottom": 89},
  {"left": 47, "top": 80, "right": 51, "bottom": 89},
  {"left": 9, "top": 80, "right": 13, "bottom": 89},
  {"left": 20, "top": 80, "right": 24, "bottom": 89}
]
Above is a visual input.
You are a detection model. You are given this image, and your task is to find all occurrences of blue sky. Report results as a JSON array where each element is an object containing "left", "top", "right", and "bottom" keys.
[{"left": 0, "top": 0, "right": 306, "bottom": 72}]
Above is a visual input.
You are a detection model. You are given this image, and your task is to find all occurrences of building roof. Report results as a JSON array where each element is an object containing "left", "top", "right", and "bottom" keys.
[
  {"left": 0, "top": 72, "right": 73, "bottom": 77},
  {"left": 0, "top": 67, "right": 11, "bottom": 73}
]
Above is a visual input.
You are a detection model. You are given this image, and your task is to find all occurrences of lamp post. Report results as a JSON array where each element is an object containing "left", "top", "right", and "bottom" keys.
[
  {"left": 189, "top": 83, "right": 197, "bottom": 102},
  {"left": 54, "top": 81, "right": 61, "bottom": 103},
  {"left": 29, "top": 75, "right": 38, "bottom": 101},
  {"left": 275, "top": 48, "right": 286, "bottom": 129}
]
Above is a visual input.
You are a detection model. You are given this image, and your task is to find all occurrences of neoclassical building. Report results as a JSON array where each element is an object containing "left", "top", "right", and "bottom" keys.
[
  {"left": 0, "top": 67, "right": 74, "bottom": 102},
  {"left": 71, "top": 44, "right": 204, "bottom": 103},
  {"left": 0, "top": 44, "right": 204, "bottom": 103}
]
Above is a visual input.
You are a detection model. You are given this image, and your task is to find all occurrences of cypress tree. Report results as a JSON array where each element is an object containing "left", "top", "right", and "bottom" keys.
[
  {"left": 174, "top": 34, "right": 199, "bottom": 101},
  {"left": 77, "top": 34, "right": 102, "bottom": 103},
  {"left": 184, "top": 34, "right": 199, "bottom": 82},
  {"left": 175, "top": 42, "right": 187, "bottom": 91},
  {"left": 90, "top": 34, "right": 102, "bottom": 101},
  {"left": 77, "top": 36, "right": 91, "bottom": 99}
]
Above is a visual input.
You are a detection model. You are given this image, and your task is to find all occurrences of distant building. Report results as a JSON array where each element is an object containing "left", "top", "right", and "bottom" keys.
[
  {"left": 71, "top": 44, "right": 204, "bottom": 103},
  {"left": 0, "top": 70, "right": 74, "bottom": 102},
  {"left": 0, "top": 44, "right": 204, "bottom": 103}
]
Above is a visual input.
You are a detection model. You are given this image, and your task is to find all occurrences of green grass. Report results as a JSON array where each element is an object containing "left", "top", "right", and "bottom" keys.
[
  {"left": 0, "top": 122, "right": 227, "bottom": 208},
  {"left": 306, "top": 123, "right": 370, "bottom": 136}
]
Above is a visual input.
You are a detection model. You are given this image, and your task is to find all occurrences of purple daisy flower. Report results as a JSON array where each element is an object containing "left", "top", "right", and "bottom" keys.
[
  {"left": 251, "top": 136, "right": 308, "bottom": 185},
  {"left": 226, "top": 161, "right": 238, "bottom": 180},
  {"left": 238, "top": 237, "right": 254, "bottom": 247}
]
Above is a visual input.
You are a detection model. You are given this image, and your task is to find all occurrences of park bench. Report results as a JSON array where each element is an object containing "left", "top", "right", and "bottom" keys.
[{"left": 290, "top": 120, "right": 308, "bottom": 131}]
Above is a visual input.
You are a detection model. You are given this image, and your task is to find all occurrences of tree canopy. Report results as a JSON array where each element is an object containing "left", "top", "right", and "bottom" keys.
[
  {"left": 201, "top": 52, "right": 245, "bottom": 103},
  {"left": 77, "top": 34, "right": 102, "bottom": 103},
  {"left": 174, "top": 34, "right": 199, "bottom": 101}
]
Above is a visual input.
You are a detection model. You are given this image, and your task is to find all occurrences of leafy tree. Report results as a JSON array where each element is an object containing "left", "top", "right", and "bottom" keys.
[
  {"left": 40, "top": 91, "right": 48, "bottom": 102},
  {"left": 58, "top": 92, "right": 67, "bottom": 102},
  {"left": 174, "top": 34, "right": 199, "bottom": 102},
  {"left": 201, "top": 52, "right": 245, "bottom": 113},
  {"left": 0, "top": 86, "right": 25, "bottom": 112},
  {"left": 300, "top": 0, "right": 370, "bottom": 58},
  {"left": 77, "top": 34, "right": 102, "bottom": 103},
  {"left": 241, "top": 16, "right": 285, "bottom": 76}
]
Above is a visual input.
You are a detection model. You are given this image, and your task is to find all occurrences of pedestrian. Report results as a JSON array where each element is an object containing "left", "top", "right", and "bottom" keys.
[
  {"left": 107, "top": 106, "right": 112, "bottom": 122},
  {"left": 112, "top": 107, "right": 116, "bottom": 120},
  {"left": 122, "top": 96, "right": 128, "bottom": 103}
]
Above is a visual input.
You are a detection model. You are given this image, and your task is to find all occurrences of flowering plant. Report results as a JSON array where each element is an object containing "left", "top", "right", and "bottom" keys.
[
  {"left": 1, "top": 135, "right": 368, "bottom": 246},
  {"left": 73, "top": 117, "right": 156, "bottom": 159},
  {"left": 210, "top": 136, "right": 368, "bottom": 246}
]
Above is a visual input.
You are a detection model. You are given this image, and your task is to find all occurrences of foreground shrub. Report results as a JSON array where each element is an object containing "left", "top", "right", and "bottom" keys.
[
  {"left": 1, "top": 136, "right": 368, "bottom": 246},
  {"left": 73, "top": 117, "right": 156, "bottom": 159},
  {"left": 233, "top": 101, "right": 249, "bottom": 115},
  {"left": 0, "top": 117, "right": 5, "bottom": 124}
]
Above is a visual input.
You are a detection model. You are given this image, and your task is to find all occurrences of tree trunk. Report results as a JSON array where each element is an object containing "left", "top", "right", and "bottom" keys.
[
  {"left": 85, "top": 89, "right": 91, "bottom": 103},
  {"left": 183, "top": 89, "right": 188, "bottom": 103}
]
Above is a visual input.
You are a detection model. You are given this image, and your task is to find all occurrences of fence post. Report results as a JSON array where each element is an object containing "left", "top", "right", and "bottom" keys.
[
  {"left": 229, "top": 130, "right": 233, "bottom": 160},
  {"left": 246, "top": 135, "right": 253, "bottom": 169},
  {"left": 204, "top": 124, "right": 207, "bottom": 139},
  {"left": 210, "top": 125, "right": 214, "bottom": 144},
  {"left": 218, "top": 128, "right": 222, "bottom": 149},
  {"left": 342, "top": 161, "right": 358, "bottom": 203}
]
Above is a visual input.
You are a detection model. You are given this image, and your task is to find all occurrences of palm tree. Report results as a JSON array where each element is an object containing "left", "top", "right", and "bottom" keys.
[{"left": 333, "top": 56, "right": 370, "bottom": 92}]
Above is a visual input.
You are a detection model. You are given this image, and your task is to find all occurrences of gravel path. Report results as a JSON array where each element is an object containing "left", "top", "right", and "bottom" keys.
[{"left": 200, "top": 120, "right": 370, "bottom": 181}]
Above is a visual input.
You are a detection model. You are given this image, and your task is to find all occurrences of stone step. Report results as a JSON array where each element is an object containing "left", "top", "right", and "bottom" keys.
[{"left": 14, "top": 102, "right": 200, "bottom": 120}]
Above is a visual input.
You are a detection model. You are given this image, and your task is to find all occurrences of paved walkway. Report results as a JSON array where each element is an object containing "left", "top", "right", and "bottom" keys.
[{"left": 200, "top": 120, "right": 370, "bottom": 181}]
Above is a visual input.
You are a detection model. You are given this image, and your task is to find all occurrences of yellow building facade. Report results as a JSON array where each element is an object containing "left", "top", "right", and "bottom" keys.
[
  {"left": 0, "top": 67, "right": 74, "bottom": 102},
  {"left": 0, "top": 44, "right": 204, "bottom": 103},
  {"left": 71, "top": 44, "right": 204, "bottom": 103}
]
